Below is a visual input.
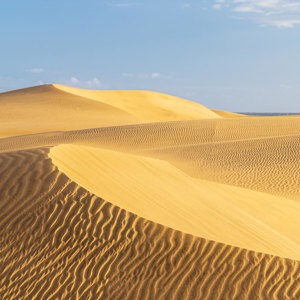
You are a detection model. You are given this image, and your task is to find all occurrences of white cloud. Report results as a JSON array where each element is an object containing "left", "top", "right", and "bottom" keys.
[
  {"left": 65, "top": 77, "right": 102, "bottom": 89},
  {"left": 213, "top": 0, "right": 227, "bottom": 9},
  {"left": 268, "top": 19, "right": 300, "bottom": 27},
  {"left": 86, "top": 77, "right": 102, "bottom": 88},
  {"left": 150, "top": 72, "right": 163, "bottom": 79},
  {"left": 69, "top": 77, "right": 81, "bottom": 86},
  {"left": 213, "top": 0, "right": 300, "bottom": 28},
  {"left": 29, "top": 68, "right": 44, "bottom": 73}
]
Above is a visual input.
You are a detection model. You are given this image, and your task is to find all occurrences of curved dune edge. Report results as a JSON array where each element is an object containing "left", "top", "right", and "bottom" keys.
[
  {"left": 0, "top": 84, "right": 140, "bottom": 138},
  {"left": 50, "top": 144, "right": 300, "bottom": 260},
  {"left": 2, "top": 116, "right": 300, "bottom": 203},
  {"left": 1, "top": 148, "right": 300, "bottom": 300}
]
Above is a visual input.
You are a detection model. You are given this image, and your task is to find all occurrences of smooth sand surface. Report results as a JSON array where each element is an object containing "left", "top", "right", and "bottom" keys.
[
  {"left": 211, "top": 109, "right": 246, "bottom": 118},
  {"left": 1, "top": 84, "right": 300, "bottom": 299},
  {"left": 53, "top": 84, "right": 221, "bottom": 121}
]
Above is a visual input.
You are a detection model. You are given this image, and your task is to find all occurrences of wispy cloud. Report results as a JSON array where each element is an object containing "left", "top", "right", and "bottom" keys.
[
  {"left": 138, "top": 72, "right": 165, "bottom": 79},
  {"left": 65, "top": 77, "right": 102, "bottom": 89},
  {"left": 86, "top": 77, "right": 102, "bottom": 88},
  {"left": 68, "top": 77, "right": 81, "bottom": 86},
  {"left": 213, "top": 0, "right": 300, "bottom": 28},
  {"left": 29, "top": 68, "right": 44, "bottom": 73}
]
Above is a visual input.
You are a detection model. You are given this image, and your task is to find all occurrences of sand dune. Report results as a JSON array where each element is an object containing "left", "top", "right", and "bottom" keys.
[
  {"left": 49, "top": 144, "right": 300, "bottom": 260},
  {"left": 1, "top": 84, "right": 300, "bottom": 299},
  {"left": 0, "top": 84, "right": 219, "bottom": 138},
  {"left": 211, "top": 109, "right": 246, "bottom": 118},
  {"left": 53, "top": 84, "right": 221, "bottom": 121},
  {"left": 0, "top": 85, "right": 138, "bottom": 137},
  {"left": 1, "top": 148, "right": 300, "bottom": 299}
]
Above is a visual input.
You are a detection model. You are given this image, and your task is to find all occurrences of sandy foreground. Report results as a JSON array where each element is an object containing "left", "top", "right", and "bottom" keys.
[{"left": 0, "top": 84, "right": 300, "bottom": 299}]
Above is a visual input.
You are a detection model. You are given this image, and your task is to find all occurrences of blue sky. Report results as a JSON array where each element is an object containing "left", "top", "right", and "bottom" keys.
[{"left": 1, "top": 0, "right": 300, "bottom": 112}]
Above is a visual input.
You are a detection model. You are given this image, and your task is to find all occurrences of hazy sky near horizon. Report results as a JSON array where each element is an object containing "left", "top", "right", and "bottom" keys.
[{"left": 1, "top": 0, "right": 300, "bottom": 112}]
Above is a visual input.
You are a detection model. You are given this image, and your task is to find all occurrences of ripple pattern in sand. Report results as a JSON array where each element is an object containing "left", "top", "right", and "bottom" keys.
[{"left": 0, "top": 148, "right": 300, "bottom": 299}]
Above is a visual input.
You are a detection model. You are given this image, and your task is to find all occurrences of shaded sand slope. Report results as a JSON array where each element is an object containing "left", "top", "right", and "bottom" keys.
[
  {"left": 1, "top": 148, "right": 300, "bottom": 300},
  {"left": 50, "top": 144, "right": 300, "bottom": 260},
  {"left": 0, "top": 85, "right": 139, "bottom": 137}
]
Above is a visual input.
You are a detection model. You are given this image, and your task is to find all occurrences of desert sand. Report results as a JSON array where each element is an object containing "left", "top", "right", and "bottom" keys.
[{"left": 1, "top": 84, "right": 300, "bottom": 299}]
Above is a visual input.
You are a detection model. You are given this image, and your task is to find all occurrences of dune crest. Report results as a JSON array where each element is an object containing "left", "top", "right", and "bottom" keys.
[
  {"left": 0, "top": 85, "right": 139, "bottom": 137},
  {"left": 0, "top": 84, "right": 221, "bottom": 138},
  {"left": 52, "top": 84, "right": 221, "bottom": 121}
]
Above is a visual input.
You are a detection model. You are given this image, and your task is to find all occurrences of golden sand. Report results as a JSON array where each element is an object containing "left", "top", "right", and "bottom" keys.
[{"left": 1, "top": 84, "right": 300, "bottom": 299}]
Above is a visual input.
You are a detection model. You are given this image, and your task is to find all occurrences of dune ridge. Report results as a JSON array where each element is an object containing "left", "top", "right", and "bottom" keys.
[
  {"left": 53, "top": 84, "right": 221, "bottom": 121},
  {"left": 1, "top": 148, "right": 300, "bottom": 300},
  {"left": 0, "top": 85, "right": 220, "bottom": 138}
]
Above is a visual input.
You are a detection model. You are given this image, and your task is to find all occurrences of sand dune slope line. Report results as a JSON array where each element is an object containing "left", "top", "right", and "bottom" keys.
[{"left": 1, "top": 148, "right": 300, "bottom": 300}]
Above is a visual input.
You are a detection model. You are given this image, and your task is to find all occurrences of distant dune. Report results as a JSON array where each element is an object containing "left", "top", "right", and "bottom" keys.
[
  {"left": 1, "top": 85, "right": 300, "bottom": 299},
  {"left": 0, "top": 84, "right": 219, "bottom": 138}
]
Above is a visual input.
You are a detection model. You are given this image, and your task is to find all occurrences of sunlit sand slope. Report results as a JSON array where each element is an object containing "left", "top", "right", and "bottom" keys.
[
  {"left": 50, "top": 144, "right": 300, "bottom": 260},
  {"left": 53, "top": 84, "right": 221, "bottom": 121},
  {"left": 65, "top": 118, "right": 300, "bottom": 200},
  {"left": 1, "top": 148, "right": 300, "bottom": 300},
  {"left": 211, "top": 109, "right": 246, "bottom": 118}
]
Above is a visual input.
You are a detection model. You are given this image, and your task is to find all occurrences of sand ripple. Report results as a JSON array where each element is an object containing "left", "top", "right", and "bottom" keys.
[{"left": 0, "top": 148, "right": 300, "bottom": 299}]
